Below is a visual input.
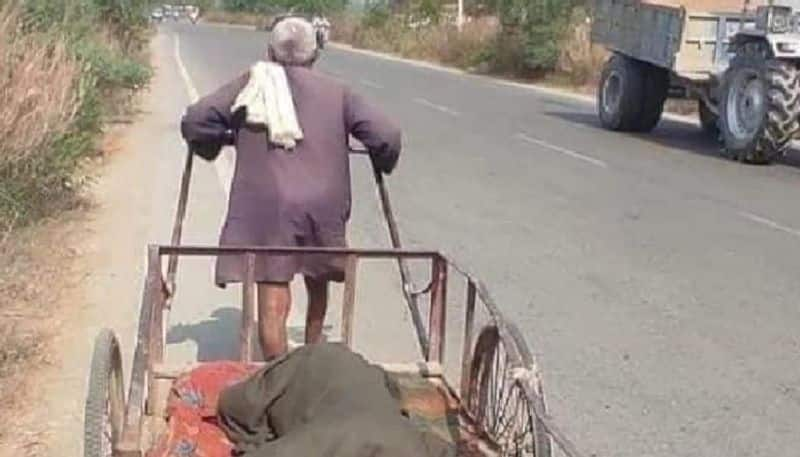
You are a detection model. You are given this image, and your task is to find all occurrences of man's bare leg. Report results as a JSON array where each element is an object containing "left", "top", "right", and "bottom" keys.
[
  {"left": 304, "top": 276, "right": 329, "bottom": 345},
  {"left": 257, "top": 282, "right": 291, "bottom": 360}
]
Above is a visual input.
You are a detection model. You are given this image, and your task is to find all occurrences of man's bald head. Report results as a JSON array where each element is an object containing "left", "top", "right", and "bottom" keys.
[{"left": 268, "top": 17, "right": 318, "bottom": 66}]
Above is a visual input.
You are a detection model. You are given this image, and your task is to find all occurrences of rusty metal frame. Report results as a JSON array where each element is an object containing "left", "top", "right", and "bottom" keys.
[
  {"left": 111, "top": 150, "right": 588, "bottom": 456},
  {"left": 115, "top": 244, "right": 585, "bottom": 457},
  {"left": 240, "top": 254, "right": 256, "bottom": 361},
  {"left": 449, "top": 260, "right": 587, "bottom": 457}
]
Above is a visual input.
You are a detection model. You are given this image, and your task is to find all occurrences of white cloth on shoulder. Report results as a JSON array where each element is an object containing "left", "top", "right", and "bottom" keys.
[{"left": 232, "top": 61, "right": 304, "bottom": 150}]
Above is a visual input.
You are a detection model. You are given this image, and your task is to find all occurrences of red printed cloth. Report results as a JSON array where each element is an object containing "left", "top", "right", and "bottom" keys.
[{"left": 147, "top": 361, "right": 260, "bottom": 457}]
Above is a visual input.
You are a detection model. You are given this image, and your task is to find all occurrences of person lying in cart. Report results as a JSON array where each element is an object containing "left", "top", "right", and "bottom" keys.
[{"left": 180, "top": 17, "right": 402, "bottom": 360}]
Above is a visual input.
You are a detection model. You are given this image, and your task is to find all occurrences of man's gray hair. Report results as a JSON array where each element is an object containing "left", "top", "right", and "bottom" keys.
[{"left": 268, "top": 17, "right": 318, "bottom": 66}]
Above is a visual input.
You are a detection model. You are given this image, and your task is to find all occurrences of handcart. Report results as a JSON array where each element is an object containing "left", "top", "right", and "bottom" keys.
[{"left": 82, "top": 150, "right": 586, "bottom": 457}]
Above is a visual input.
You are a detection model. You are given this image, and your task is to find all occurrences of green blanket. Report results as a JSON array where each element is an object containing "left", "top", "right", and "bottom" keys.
[{"left": 218, "top": 343, "right": 455, "bottom": 457}]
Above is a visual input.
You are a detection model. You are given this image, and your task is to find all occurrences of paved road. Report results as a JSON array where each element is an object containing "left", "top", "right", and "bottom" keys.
[
  {"left": 39, "top": 23, "right": 799, "bottom": 457},
  {"left": 168, "top": 23, "right": 800, "bottom": 457},
  {"left": 171, "top": 23, "right": 800, "bottom": 457}
]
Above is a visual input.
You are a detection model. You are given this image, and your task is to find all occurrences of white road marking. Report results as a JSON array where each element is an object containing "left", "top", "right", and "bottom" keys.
[
  {"left": 515, "top": 133, "right": 608, "bottom": 168},
  {"left": 174, "top": 34, "right": 199, "bottom": 101},
  {"left": 173, "top": 33, "right": 234, "bottom": 197},
  {"left": 738, "top": 211, "right": 800, "bottom": 239},
  {"left": 413, "top": 97, "right": 461, "bottom": 117},
  {"left": 360, "top": 78, "right": 383, "bottom": 89}
]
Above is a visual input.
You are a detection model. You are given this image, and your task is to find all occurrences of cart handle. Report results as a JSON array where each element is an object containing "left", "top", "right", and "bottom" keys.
[
  {"left": 168, "top": 145, "right": 430, "bottom": 358},
  {"left": 350, "top": 146, "right": 430, "bottom": 358},
  {"left": 165, "top": 148, "right": 195, "bottom": 299}
]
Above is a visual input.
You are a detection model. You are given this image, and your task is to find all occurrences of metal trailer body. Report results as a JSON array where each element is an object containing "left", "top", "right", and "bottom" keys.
[
  {"left": 591, "top": 0, "right": 800, "bottom": 163},
  {"left": 592, "top": 1, "right": 800, "bottom": 78}
]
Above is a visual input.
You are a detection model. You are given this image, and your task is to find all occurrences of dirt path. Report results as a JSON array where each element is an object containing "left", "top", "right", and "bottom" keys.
[
  {"left": 0, "top": 33, "right": 188, "bottom": 457},
  {"left": 1, "top": 29, "right": 417, "bottom": 456}
]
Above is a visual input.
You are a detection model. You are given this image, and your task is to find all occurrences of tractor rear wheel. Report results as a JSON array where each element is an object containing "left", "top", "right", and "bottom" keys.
[{"left": 720, "top": 42, "right": 800, "bottom": 164}]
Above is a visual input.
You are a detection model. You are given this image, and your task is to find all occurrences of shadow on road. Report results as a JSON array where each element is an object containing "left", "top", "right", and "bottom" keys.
[
  {"left": 288, "top": 325, "right": 334, "bottom": 345},
  {"left": 545, "top": 110, "right": 800, "bottom": 169},
  {"left": 165, "top": 308, "right": 338, "bottom": 362},
  {"left": 167, "top": 307, "right": 241, "bottom": 361}
]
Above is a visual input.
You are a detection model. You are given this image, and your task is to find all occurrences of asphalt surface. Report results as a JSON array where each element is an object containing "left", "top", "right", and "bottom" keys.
[
  {"left": 41, "top": 22, "right": 800, "bottom": 457},
  {"left": 171, "top": 22, "right": 800, "bottom": 457}
]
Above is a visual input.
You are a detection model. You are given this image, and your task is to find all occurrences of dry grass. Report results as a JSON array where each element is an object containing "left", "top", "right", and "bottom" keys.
[
  {"left": 336, "top": 11, "right": 605, "bottom": 84},
  {"left": 335, "top": 14, "right": 497, "bottom": 70},
  {"left": 0, "top": 5, "right": 80, "bottom": 169},
  {"left": 555, "top": 10, "right": 608, "bottom": 87},
  {"left": 0, "top": 4, "right": 82, "bottom": 238},
  {"left": 330, "top": 12, "right": 359, "bottom": 42}
]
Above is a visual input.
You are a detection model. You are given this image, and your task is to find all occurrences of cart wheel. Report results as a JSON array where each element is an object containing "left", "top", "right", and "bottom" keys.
[
  {"left": 467, "top": 325, "right": 551, "bottom": 457},
  {"left": 84, "top": 329, "right": 125, "bottom": 457}
]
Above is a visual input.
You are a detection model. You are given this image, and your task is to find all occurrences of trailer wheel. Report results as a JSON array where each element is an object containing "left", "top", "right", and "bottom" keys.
[
  {"left": 466, "top": 325, "right": 551, "bottom": 456},
  {"left": 84, "top": 329, "right": 125, "bottom": 457},
  {"left": 598, "top": 55, "right": 667, "bottom": 132},
  {"left": 599, "top": 55, "right": 644, "bottom": 131},
  {"left": 720, "top": 42, "right": 800, "bottom": 164},
  {"left": 637, "top": 65, "right": 669, "bottom": 132}
]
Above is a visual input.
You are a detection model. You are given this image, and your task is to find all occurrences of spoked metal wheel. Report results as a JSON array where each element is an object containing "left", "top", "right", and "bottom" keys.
[
  {"left": 467, "top": 325, "right": 551, "bottom": 457},
  {"left": 84, "top": 329, "right": 125, "bottom": 457}
]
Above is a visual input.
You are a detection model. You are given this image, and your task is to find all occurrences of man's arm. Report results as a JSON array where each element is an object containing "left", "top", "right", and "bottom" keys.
[
  {"left": 344, "top": 88, "right": 402, "bottom": 174},
  {"left": 180, "top": 74, "right": 247, "bottom": 161}
]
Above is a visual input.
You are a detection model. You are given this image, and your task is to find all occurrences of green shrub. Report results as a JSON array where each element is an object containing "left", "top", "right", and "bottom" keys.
[
  {"left": 74, "top": 38, "right": 151, "bottom": 90},
  {"left": 222, "top": 0, "right": 346, "bottom": 14},
  {"left": 0, "top": 0, "right": 151, "bottom": 234},
  {"left": 413, "top": 0, "right": 441, "bottom": 24},
  {"left": 361, "top": 3, "right": 391, "bottom": 29},
  {"left": 480, "top": 0, "right": 584, "bottom": 75},
  {"left": 522, "top": 21, "right": 562, "bottom": 73}
]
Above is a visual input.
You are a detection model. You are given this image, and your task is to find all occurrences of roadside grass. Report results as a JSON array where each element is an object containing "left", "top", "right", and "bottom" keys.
[
  {"left": 341, "top": 15, "right": 497, "bottom": 70},
  {"left": 0, "top": 0, "right": 151, "bottom": 440},
  {"left": 0, "top": 1, "right": 151, "bottom": 238},
  {"left": 0, "top": 6, "right": 82, "bottom": 239},
  {"left": 552, "top": 8, "right": 608, "bottom": 87},
  {"left": 200, "top": 7, "right": 608, "bottom": 90},
  {"left": 203, "top": 9, "right": 274, "bottom": 29}
]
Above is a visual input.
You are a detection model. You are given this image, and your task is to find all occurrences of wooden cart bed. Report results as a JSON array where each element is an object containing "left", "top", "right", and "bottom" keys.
[{"left": 141, "top": 361, "right": 481, "bottom": 457}]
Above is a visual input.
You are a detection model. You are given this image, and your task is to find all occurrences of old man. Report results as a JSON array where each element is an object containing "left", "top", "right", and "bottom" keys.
[{"left": 180, "top": 17, "right": 402, "bottom": 360}]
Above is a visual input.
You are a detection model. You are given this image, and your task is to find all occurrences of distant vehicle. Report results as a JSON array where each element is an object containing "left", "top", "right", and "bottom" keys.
[
  {"left": 311, "top": 15, "right": 331, "bottom": 49},
  {"left": 186, "top": 5, "right": 200, "bottom": 24},
  {"left": 592, "top": 0, "right": 800, "bottom": 164},
  {"left": 150, "top": 7, "right": 164, "bottom": 22}
]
